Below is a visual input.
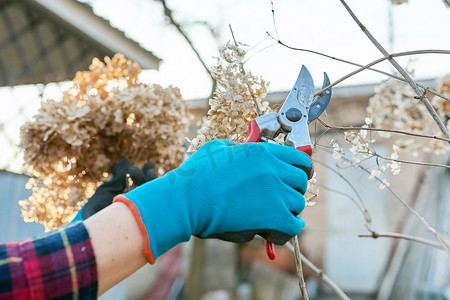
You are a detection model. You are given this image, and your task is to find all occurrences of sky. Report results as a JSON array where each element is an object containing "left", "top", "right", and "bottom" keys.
[
  {"left": 1, "top": 0, "right": 449, "bottom": 172},
  {"left": 79, "top": 0, "right": 450, "bottom": 99}
]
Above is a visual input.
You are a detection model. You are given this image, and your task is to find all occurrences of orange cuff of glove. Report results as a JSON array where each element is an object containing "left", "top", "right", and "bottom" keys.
[{"left": 113, "top": 195, "right": 156, "bottom": 264}]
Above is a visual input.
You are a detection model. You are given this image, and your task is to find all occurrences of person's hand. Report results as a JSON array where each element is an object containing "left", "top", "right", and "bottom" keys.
[
  {"left": 113, "top": 139, "right": 312, "bottom": 264},
  {"left": 71, "top": 159, "right": 157, "bottom": 222}
]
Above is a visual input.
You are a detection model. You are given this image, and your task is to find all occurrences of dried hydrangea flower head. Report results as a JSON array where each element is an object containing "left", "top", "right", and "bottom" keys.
[
  {"left": 330, "top": 74, "right": 449, "bottom": 189},
  {"left": 188, "top": 42, "right": 272, "bottom": 152},
  {"left": 20, "top": 54, "right": 189, "bottom": 230},
  {"left": 433, "top": 74, "right": 450, "bottom": 128},
  {"left": 367, "top": 75, "right": 449, "bottom": 156},
  {"left": 188, "top": 42, "right": 320, "bottom": 205},
  {"left": 72, "top": 54, "right": 141, "bottom": 102},
  {"left": 429, "top": 74, "right": 450, "bottom": 154}
]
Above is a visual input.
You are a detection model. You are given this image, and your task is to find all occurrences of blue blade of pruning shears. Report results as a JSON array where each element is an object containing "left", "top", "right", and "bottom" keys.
[
  {"left": 308, "top": 72, "right": 332, "bottom": 123},
  {"left": 283, "top": 65, "right": 331, "bottom": 123}
]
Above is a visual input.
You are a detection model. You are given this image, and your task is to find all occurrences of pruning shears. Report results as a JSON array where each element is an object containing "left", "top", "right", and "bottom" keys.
[{"left": 244, "top": 65, "right": 332, "bottom": 260}]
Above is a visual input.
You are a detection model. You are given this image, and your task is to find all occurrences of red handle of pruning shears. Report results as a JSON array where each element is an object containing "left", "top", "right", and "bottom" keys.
[
  {"left": 245, "top": 119, "right": 311, "bottom": 261},
  {"left": 247, "top": 119, "right": 313, "bottom": 155},
  {"left": 245, "top": 120, "right": 277, "bottom": 260}
]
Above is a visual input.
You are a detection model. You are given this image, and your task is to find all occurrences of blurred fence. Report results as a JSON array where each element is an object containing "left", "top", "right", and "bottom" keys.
[{"left": 0, "top": 170, "right": 44, "bottom": 242}]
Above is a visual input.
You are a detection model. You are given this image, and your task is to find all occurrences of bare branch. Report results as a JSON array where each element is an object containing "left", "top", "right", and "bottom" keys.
[
  {"left": 228, "top": 24, "right": 237, "bottom": 45},
  {"left": 314, "top": 159, "right": 372, "bottom": 224},
  {"left": 362, "top": 222, "right": 445, "bottom": 250},
  {"left": 315, "top": 145, "right": 450, "bottom": 253},
  {"left": 286, "top": 243, "right": 351, "bottom": 300},
  {"left": 266, "top": 31, "right": 378, "bottom": 72},
  {"left": 317, "top": 118, "right": 450, "bottom": 143},
  {"left": 243, "top": 42, "right": 278, "bottom": 64},
  {"left": 266, "top": 30, "right": 450, "bottom": 103},
  {"left": 329, "top": 142, "right": 450, "bottom": 170},
  {"left": 359, "top": 232, "right": 444, "bottom": 250},
  {"left": 155, "top": 0, "right": 216, "bottom": 96},
  {"left": 317, "top": 182, "right": 373, "bottom": 226},
  {"left": 422, "top": 86, "right": 450, "bottom": 103},
  {"left": 335, "top": 153, "right": 450, "bottom": 254},
  {"left": 270, "top": 0, "right": 280, "bottom": 40},
  {"left": 369, "top": 150, "right": 450, "bottom": 170},
  {"left": 339, "top": 0, "right": 450, "bottom": 139},
  {"left": 291, "top": 236, "right": 309, "bottom": 300},
  {"left": 314, "top": 49, "right": 450, "bottom": 101}
]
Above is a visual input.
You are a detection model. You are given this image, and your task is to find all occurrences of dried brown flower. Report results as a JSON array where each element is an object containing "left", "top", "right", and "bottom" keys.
[
  {"left": 188, "top": 42, "right": 322, "bottom": 204},
  {"left": 433, "top": 74, "right": 450, "bottom": 119},
  {"left": 20, "top": 54, "right": 189, "bottom": 230},
  {"left": 188, "top": 43, "right": 272, "bottom": 152},
  {"left": 367, "top": 75, "right": 449, "bottom": 156}
]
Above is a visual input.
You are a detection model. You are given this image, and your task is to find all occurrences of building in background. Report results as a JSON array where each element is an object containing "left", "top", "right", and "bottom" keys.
[
  {"left": 0, "top": 0, "right": 160, "bottom": 87},
  {"left": 1, "top": 0, "right": 448, "bottom": 299},
  {"left": 0, "top": 0, "right": 160, "bottom": 172},
  {"left": 0, "top": 1, "right": 159, "bottom": 299},
  {"left": 186, "top": 78, "right": 449, "bottom": 300}
]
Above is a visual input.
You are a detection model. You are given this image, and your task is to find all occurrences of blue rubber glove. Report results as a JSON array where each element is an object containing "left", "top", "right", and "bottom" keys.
[
  {"left": 114, "top": 139, "right": 312, "bottom": 264},
  {"left": 72, "top": 159, "right": 157, "bottom": 222}
]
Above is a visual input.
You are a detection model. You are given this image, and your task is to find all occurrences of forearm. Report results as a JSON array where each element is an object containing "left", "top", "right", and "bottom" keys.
[
  {"left": 84, "top": 202, "right": 147, "bottom": 296},
  {"left": 0, "top": 222, "right": 97, "bottom": 299}
]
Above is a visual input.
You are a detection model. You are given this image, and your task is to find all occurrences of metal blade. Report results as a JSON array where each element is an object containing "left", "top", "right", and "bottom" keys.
[
  {"left": 308, "top": 72, "right": 332, "bottom": 123},
  {"left": 295, "top": 65, "right": 315, "bottom": 108}
]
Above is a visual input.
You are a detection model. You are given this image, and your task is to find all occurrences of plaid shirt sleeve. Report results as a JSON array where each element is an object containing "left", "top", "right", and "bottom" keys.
[{"left": 0, "top": 221, "right": 98, "bottom": 300}]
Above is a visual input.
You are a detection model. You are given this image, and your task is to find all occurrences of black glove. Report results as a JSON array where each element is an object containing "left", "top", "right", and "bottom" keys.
[{"left": 72, "top": 159, "right": 158, "bottom": 221}]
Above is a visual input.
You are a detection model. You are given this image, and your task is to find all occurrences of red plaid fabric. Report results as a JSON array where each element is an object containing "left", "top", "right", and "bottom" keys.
[{"left": 0, "top": 221, "right": 98, "bottom": 299}]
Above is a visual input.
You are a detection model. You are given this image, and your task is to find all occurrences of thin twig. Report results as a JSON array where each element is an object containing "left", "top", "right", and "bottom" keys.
[
  {"left": 335, "top": 153, "right": 450, "bottom": 254},
  {"left": 317, "top": 118, "right": 450, "bottom": 143},
  {"left": 421, "top": 86, "right": 450, "bottom": 103},
  {"left": 286, "top": 243, "right": 351, "bottom": 300},
  {"left": 156, "top": 0, "right": 217, "bottom": 97},
  {"left": 266, "top": 31, "right": 376, "bottom": 72},
  {"left": 230, "top": 23, "right": 266, "bottom": 118},
  {"left": 270, "top": 0, "right": 280, "bottom": 40},
  {"left": 329, "top": 141, "right": 450, "bottom": 170},
  {"left": 359, "top": 232, "right": 444, "bottom": 250},
  {"left": 338, "top": 0, "right": 450, "bottom": 251},
  {"left": 291, "top": 235, "right": 309, "bottom": 300},
  {"left": 314, "top": 49, "right": 450, "bottom": 99},
  {"left": 316, "top": 183, "right": 359, "bottom": 205},
  {"left": 369, "top": 151, "right": 450, "bottom": 170},
  {"left": 228, "top": 24, "right": 237, "bottom": 45},
  {"left": 339, "top": 0, "right": 450, "bottom": 139},
  {"left": 314, "top": 159, "right": 372, "bottom": 223},
  {"left": 266, "top": 30, "right": 450, "bottom": 102},
  {"left": 243, "top": 42, "right": 279, "bottom": 64},
  {"left": 363, "top": 223, "right": 444, "bottom": 251},
  {"left": 316, "top": 182, "right": 373, "bottom": 225}
]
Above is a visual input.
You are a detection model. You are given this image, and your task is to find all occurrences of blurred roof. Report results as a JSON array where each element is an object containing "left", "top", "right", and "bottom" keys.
[
  {"left": 0, "top": 0, "right": 160, "bottom": 86},
  {"left": 186, "top": 78, "right": 438, "bottom": 109}
]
